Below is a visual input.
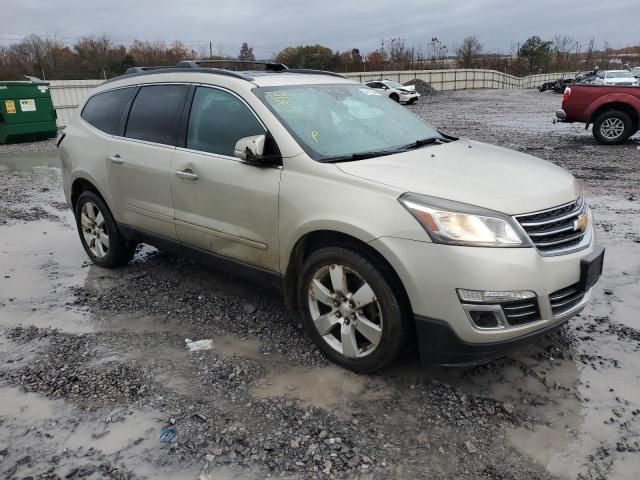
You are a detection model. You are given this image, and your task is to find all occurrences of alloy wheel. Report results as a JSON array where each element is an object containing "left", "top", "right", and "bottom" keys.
[
  {"left": 307, "top": 264, "right": 383, "bottom": 358},
  {"left": 600, "top": 118, "right": 625, "bottom": 140},
  {"left": 80, "top": 201, "right": 110, "bottom": 258}
]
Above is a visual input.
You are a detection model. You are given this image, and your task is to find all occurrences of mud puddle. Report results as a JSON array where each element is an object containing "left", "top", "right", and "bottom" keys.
[
  {"left": 0, "top": 386, "right": 203, "bottom": 480},
  {"left": 253, "top": 365, "right": 392, "bottom": 416}
]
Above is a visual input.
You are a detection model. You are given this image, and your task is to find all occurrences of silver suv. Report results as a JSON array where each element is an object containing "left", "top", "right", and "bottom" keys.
[{"left": 59, "top": 60, "right": 604, "bottom": 372}]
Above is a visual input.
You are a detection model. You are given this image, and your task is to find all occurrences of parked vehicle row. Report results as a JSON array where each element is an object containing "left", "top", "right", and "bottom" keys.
[
  {"left": 59, "top": 60, "right": 602, "bottom": 372},
  {"left": 540, "top": 69, "right": 639, "bottom": 93}
]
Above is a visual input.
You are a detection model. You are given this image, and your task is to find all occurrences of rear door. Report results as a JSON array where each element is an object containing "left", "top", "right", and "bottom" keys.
[
  {"left": 170, "top": 85, "right": 282, "bottom": 271},
  {"left": 107, "top": 84, "right": 189, "bottom": 239}
]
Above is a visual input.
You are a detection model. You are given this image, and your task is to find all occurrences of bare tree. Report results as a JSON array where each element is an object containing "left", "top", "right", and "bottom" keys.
[
  {"left": 553, "top": 35, "right": 575, "bottom": 71},
  {"left": 387, "top": 38, "right": 411, "bottom": 70},
  {"left": 456, "top": 36, "right": 482, "bottom": 68},
  {"left": 427, "top": 37, "right": 448, "bottom": 69}
]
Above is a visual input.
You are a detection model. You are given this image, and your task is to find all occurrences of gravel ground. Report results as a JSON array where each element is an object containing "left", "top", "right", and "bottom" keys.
[
  {"left": 0, "top": 137, "right": 57, "bottom": 155},
  {"left": 0, "top": 89, "right": 639, "bottom": 480}
]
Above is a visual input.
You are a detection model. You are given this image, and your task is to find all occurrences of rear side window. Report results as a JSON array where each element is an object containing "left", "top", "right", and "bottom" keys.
[
  {"left": 186, "top": 87, "right": 265, "bottom": 156},
  {"left": 81, "top": 88, "right": 134, "bottom": 134},
  {"left": 125, "top": 85, "right": 188, "bottom": 145}
]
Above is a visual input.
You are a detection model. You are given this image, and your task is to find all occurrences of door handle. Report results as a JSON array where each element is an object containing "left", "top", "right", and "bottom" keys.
[
  {"left": 109, "top": 154, "right": 124, "bottom": 165},
  {"left": 175, "top": 169, "right": 198, "bottom": 180}
]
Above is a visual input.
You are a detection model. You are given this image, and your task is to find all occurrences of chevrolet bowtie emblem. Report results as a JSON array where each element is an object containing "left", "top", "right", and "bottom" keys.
[{"left": 574, "top": 214, "right": 588, "bottom": 232}]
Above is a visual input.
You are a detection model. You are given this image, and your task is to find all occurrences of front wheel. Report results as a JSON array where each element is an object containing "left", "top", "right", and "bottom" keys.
[
  {"left": 593, "top": 110, "right": 634, "bottom": 145},
  {"left": 297, "top": 246, "right": 408, "bottom": 373},
  {"left": 389, "top": 93, "right": 400, "bottom": 102},
  {"left": 75, "top": 191, "right": 136, "bottom": 268}
]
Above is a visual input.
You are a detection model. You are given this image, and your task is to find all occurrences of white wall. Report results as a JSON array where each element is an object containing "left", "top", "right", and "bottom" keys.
[
  {"left": 50, "top": 71, "right": 575, "bottom": 127},
  {"left": 49, "top": 79, "right": 103, "bottom": 127}
]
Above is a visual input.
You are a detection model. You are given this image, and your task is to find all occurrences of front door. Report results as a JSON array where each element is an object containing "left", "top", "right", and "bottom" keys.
[
  {"left": 107, "top": 84, "right": 188, "bottom": 239},
  {"left": 171, "top": 86, "right": 281, "bottom": 272}
]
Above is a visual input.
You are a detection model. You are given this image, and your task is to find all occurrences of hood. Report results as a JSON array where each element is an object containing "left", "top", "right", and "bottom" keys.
[
  {"left": 400, "top": 85, "right": 416, "bottom": 92},
  {"left": 335, "top": 139, "right": 580, "bottom": 215}
]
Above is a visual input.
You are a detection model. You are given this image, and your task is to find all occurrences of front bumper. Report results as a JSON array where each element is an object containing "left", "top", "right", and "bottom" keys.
[
  {"left": 369, "top": 235, "right": 600, "bottom": 361},
  {"left": 400, "top": 92, "right": 420, "bottom": 103}
]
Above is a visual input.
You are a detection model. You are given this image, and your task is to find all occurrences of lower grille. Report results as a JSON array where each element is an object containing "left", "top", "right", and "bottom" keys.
[
  {"left": 514, "top": 196, "right": 589, "bottom": 256},
  {"left": 550, "top": 283, "right": 585, "bottom": 316},
  {"left": 501, "top": 299, "right": 540, "bottom": 325}
]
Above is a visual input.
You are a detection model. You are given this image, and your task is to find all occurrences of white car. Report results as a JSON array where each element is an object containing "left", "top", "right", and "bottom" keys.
[
  {"left": 365, "top": 80, "right": 421, "bottom": 104},
  {"left": 593, "top": 70, "right": 639, "bottom": 86}
]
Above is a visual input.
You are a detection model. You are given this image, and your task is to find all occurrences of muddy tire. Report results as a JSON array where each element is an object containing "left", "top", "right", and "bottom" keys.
[
  {"left": 297, "top": 246, "right": 408, "bottom": 373},
  {"left": 593, "top": 110, "right": 634, "bottom": 145},
  {"left": 389, "top": 93, "right": 400, "bottom": 102},
  {"left": 75, "top": 191, "right": 136, "bottom": 268}
]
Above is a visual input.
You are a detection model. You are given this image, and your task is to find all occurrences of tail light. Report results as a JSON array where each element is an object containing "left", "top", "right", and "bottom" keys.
[{"left": 562, "top": 86, "right": 572, "bottom": 106}]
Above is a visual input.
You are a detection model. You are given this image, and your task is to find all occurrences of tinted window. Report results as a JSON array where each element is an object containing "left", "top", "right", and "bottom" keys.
[
  {"left": 125, "top": 85, "right": 188, "bottom": 145},
  {"left": 187, "top": 87, "right": 265, "bottom": 156},
  {"left": 81, "top": 88, "right": 134, "bottom": 134}
]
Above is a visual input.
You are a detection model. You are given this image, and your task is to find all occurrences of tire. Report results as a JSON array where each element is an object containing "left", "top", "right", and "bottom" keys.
[
  {"left": 407, "top": 98, "right": 417, "bottom": 105},
  {"left": 297, "top": 246, "right": 408, "bottom": 373},
  {"left": 389, "top": 93, "right": 400, "bottom": 102},
  {"left": 74, "top": 191, "right": 136, "bottom": 268},
  {"left": 592, "top": 110, "right": 634, "bottom": 145}
]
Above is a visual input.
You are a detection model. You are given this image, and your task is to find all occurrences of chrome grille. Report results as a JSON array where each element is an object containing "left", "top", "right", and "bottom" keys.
[
  {"left": 549, "top": 283, "right": 585, "bottom": 316},
  {"left": 501, "top": 298, "right": 540, "bottom": 325},
  {"left": 514, "top": 196, "right": 589, "bottom": 255}
]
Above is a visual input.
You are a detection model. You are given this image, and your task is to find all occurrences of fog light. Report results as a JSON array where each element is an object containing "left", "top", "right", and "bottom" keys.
[
  {"left": 462, "top": 304, "right": 507, "bottom": 330},
  {"left": 469, "top": 310, "right": 500, "bottom": 328},
  {"left": 457, "top": 289, "right": 536, "bottom": 303}
]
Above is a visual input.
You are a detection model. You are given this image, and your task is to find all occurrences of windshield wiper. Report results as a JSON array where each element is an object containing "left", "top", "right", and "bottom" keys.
[
  {"left": 394, "top": 137, "right": 448, "bottom": 151},
  {"left": 320, "top": 150, "right": 397, "bottom": 163}
]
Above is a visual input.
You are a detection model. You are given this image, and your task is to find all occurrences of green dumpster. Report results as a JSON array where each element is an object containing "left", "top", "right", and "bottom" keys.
[{"left": 0, "top": 81, "right": 58, "bottom": 144}]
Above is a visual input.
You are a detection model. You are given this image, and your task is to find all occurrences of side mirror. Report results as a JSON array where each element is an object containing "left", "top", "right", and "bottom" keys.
[{"left": 234, "top": 135, "right": 266, "bottom": 163}]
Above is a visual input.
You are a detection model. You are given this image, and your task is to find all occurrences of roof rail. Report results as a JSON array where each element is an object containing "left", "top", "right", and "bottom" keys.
[
  {"left": 124, "top": 66, "right": 174, "bottom": 74},
  {"left": 103, "top": 67, "right": 254, "bottom": 85},
  {"left": 175, "top": 59, "right": 288, "bottom": 72},
  {"left": 285, "top": 69, "right": 347, "bottom": 79}
]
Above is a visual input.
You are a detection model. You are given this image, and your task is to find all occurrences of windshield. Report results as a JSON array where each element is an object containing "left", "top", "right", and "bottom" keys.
[
  {"left": 384, "top": 81, "right": 405, "bottom": 89},
  {"left": 607, "top": 71, "right": 633, "bottom": 78},
  {"left": 254, "top": 84, "right": 443, "bottom": 161}
]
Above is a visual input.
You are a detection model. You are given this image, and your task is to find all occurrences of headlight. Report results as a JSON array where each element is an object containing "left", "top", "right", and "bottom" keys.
[{"left": 399, "top": 193, "right": 530, "bottom": 247}]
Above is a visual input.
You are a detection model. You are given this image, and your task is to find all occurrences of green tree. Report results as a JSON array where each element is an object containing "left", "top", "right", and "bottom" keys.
[
  {"left": 238, "top": 42, "right": 255, "bottom": 61},
  {"left": 275, "top": 45, "right": 333, "bottom": 69},
  {"left": 519, "top": 36, "right": 553, "bottom": 73}
]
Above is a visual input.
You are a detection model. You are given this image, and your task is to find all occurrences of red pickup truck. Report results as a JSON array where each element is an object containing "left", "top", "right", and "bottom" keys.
[{"left": 555, "top": 84, "right": 640, "bottom": 144}]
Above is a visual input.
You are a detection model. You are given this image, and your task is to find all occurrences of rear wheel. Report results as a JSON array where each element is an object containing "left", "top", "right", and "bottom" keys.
[
  {"left": 297, "top": 246, "right": 407, "bottom": 373},
  {"left": 75, "top": 191, "right": 136, "bottom": 268},
  {"left": 593, "top": 110, "right": 634, "bottom": 145}
]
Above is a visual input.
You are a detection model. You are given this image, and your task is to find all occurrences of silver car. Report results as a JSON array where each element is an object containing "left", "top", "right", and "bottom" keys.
[{"left": 59, "top": 61, "right": 604, "bottom": 372}]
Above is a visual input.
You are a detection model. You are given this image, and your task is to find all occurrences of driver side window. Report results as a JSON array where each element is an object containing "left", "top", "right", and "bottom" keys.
[{"left": 187, "top": 87, "right": 265, "bottom": 157}]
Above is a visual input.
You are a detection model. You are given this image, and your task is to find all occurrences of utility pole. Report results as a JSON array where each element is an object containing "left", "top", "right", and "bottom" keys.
[{"left": 209, "top": 42, "right": 213, "bottom": 59}]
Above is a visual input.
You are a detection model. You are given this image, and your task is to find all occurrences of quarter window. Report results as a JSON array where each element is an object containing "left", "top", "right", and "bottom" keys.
[
  {"left": 125, "top": 85, "right": 188, "bottom": 145},
  {"left": 186, "top": 87, "right": 265, "bottom": 156},
  {"left": 81, "top": 88, "right": 135, "bottom": 135}
]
